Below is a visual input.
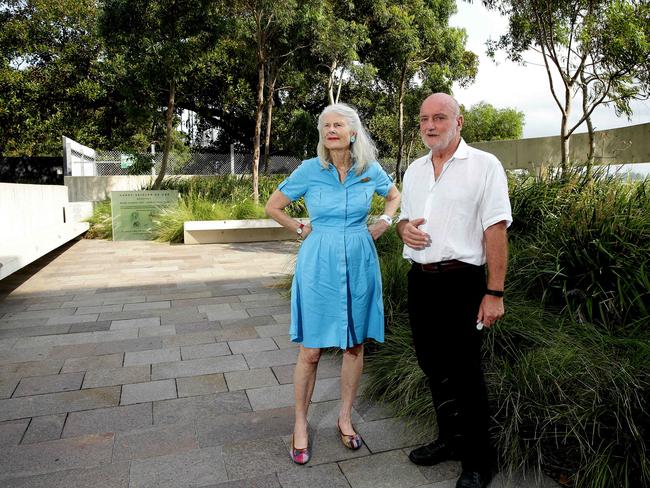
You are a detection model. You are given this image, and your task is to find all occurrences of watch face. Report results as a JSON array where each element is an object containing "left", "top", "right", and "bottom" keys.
[{"left": 296, "top": 227, "right": 303, "bottom": 235}]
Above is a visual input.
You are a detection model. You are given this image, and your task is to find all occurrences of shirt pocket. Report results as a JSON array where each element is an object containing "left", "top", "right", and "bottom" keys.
[{"left": 348, "top": 185, "right": 372, "bottom": 212}]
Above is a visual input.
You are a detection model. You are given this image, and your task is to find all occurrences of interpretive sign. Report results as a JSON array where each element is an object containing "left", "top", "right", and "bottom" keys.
[{"left": 110, "top": 190, "right": 178, "bottom": 241}]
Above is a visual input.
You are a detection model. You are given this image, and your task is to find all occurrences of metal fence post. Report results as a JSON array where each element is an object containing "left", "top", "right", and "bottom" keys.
[
  {"left": 150, "top": 144, "right": 156, "bottom": 176},
  {"left": 230, "top": 144, "right": 235, "bottom": 175}
]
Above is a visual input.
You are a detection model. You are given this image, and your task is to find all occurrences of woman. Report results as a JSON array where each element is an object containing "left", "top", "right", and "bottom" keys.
[{"left": 265, "top": 103, "right": 400, "bottom": 465}]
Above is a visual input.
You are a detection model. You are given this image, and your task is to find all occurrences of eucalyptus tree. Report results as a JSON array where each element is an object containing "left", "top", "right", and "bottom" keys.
[
  {"left": 483, "top": 0, "right": 649, "bottom": 169},
  {"left": 361, "top": 0, "right": 477, "bottom": 181},
  {"left": 461, "top": 101, "right": 525, "bottom": 143},
  {"left": 100, "top": 0, "right": 226, "bottom": 188}
]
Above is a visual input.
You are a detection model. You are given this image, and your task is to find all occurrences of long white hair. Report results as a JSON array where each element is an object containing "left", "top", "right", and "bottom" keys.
[{"left": 316, "top": 103, "right": 378, "bottom": 174}]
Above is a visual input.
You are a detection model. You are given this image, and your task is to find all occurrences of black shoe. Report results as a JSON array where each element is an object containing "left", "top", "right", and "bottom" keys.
[
  {"left": 456, "top": 470, "right": 492, "bottom": 488},
  {"left": 408, "top": 439, "right": 459, "bottom": 466}
]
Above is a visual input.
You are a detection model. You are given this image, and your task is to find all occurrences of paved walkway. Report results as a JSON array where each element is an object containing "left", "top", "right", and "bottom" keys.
[{"left": 0, "top": 239, "right": 557, "bottom": 488}]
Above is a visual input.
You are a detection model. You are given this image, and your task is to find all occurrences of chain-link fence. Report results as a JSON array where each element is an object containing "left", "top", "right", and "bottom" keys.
[{"left": 94, "top": 150, "right": 302, "bottom": 176}]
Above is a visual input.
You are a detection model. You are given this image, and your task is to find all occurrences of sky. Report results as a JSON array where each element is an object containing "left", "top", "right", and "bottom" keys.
[{"left": 449, "top": 2, "right": 650, "bottom": 139}]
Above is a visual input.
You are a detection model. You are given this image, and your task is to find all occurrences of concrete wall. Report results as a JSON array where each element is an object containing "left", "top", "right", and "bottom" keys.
[
  {"left": 65, "top": 175, "right": 197, "bottom": 202},
  {"left": 470, "top": 122, "right": 650, "bottom": 171},
  {"left": 0, "top": 183, "right": 91, "bottom": 279}
]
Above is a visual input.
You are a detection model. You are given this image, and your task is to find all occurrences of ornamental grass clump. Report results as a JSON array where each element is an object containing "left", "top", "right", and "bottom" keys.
[{"left": 365, "top": 167, "right": 650, "bottom": 488}]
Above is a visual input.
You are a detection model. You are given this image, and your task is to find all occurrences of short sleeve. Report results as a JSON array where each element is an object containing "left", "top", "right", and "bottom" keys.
[
  {"left": 278, "top": 161, "right": 310, "bottom": 201},
  {"left": 373, "top": 162, "right": 393, "bottom": 197},
  {"left": 480, "top": 160, "right": 512, "bottom": 231}
]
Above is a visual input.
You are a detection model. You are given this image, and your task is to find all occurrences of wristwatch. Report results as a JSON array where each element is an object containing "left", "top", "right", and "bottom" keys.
[
  {"left": 378, "top": 214, "right": 393, "bottom": 226},
  {"left": 296, "top": 223, "right": 305, "bottom": 238}
]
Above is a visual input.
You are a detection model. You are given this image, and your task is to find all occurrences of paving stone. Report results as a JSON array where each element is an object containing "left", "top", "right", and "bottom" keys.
[
  {"left": 230, "top": 298, "right": 288, "bottom": 311},
  {"left": 14, "top": 372, "right": 84, "bottom": 397},
  {"left": 244, "top": 348, "right": 299, "bottom": 369},
  {"left": 21, "top": 414, "right": 66, "bottom": 444},
  {"left": 224, "top": 368, "right": 278, "bottom": 391},
  {"left": 177, "top": 373, "right": 228, "bottom": 397},
  {"left": 154, "top": 391, "right": 251, "bottom": 424},
  {"left": 272, "top": 313, "right": 290, "bottom": 324},
  {"left": 83, "top": 365, "right": 150, "bottom": 388},
  {"left": 214, "top": 326, "right": 260, "bottom": 342},
  {"left": 197, "top": 407, "right": 294, "bottom": 447},
  {"left": 0, "top": 386, "right": 121, "bottom": 421},
  {"left": 92, "top": 336, "right": 163, "bottom": 355},
  {"left": 160, "top": 310, "right": 209, "bottom": 325},
  {"left": 0, "top": 324, "right": 72, "bottom": 340},
  {"left": 162, "top": 331, "right": 217, "bottom": 347},
  {"left": 175, "top": 321, "right": 222, "bottom": 334},
  {"left": 201, "top": 473, "right": 281, "bottom": 488},
  {"left": 338, "top": 449, "right": 428, "bottom": 488},
  {"left": 113, "top": 421, "right": 198, "bottom": 461},
  {"left": 246, "top": 383, "right": 295, "bottom": 411},
  {"left": 171, "top": 297, "right": 237, "bottom": 308},
  {"left": 277, "top": 462, "right": 352, "bottom": 488},
  {"left": 61, "top": 353, "right": 123, "bottom": 373},
  {"left": 228, "top": 337, "right": 278, "bottom": 354},
  {"left": 204, "top": 305, "right": 250, "bottom": 322},
  {"left": 305, "top": 400, "right": 364, "bottom": 431},
  {"left": 46, "top": 314, "right": 99, "bottom": 326},
  {"left": 13, "top": 329, "right": 139, "bottom": 349},
  {"left": 0, "top": 432, "right": 114, "bottom": 480},
  {"left": 222, "top": 436, "right": 293, "bottom": 479},
  {"left": 0, "top": 318, "right": 49, "bottom": 331},
  {"left": 152, "top": 355, "right": 248, "bottom": 380},
  {"left": 75, "top": 304, "right": 123, "bottom": 315},
  {"left": 354, "top": 398, "right": 394, "bottom": 422},
  {"left": 270, "top": 357, "right": 342, "bottom": 385},
  {"left": 47, "top": 343, "right": 98, "bottom": 359},
  {"left": 124, "top": 347, "right": 180, "bottom": 366},
  {"left": 2, "top": 308, "right": 76, "bottom": 321},
  {"left": 138, "top": 325, "right": 176, "bottom": 337},
  {"left": 129, "top": 446, "right": 227, "bottom": 488},
  {"left": 0, "top": 347, "right": 51, "bottom": 366},
  {"left": 121, "top": 379, "right": 177, "bottom": 405},
  {"left": 0, "top": 377, "right": 20, "bottom": 399},
  {"left": 180, "top": 342, "right": 231, "bottom": 360},
  {"left": 123, "top": 301, "right": 171, "bottom": 311},
  {"left": 1, "top": 461, "right": 130, "bottom": 488},
  {"left": 110, "top": 317, "right": 160, "bottom": 330},
  {"left": 357, "top": 417, "right": 428, "bottom": 454},
  {"left": 0, "top": 419, "right": 29, "bottom": 446},
  {"left": 272, "top": 334, "right": 300, "bottom": 349},
  {"left": 68, "top": 320, "right": 112, "bottom": 333},
  {"left": 219, "top": 315, "right": 276, "bottom": 329},
  {"left": 245, "top": 305, "right": 291, "bottom": 317},
  {"left": 0, "top": 359, "right": 64, "bottom": 379},
  {"left": 254, "top": 325, "right": 289, "bottom": 338},
  {"left": 411, "top": 458, "right": 462, "bottom": 484},
  {"left": 63, "top": 402, "right": 152, "bottom": 438},
  {"left": 312, "top": 377, "right": 342, "bottom": 402}
]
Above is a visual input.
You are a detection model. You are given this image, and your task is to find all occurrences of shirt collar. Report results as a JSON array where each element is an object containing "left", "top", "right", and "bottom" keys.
[{"left": 423, "top": 137, "right": 469, "bottom": 166}]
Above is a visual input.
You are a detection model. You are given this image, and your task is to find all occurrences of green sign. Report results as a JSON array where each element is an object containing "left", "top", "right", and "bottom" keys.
[
  {"left": 120, "top": 154, "right": 136, "bottom": 169},
  {"left": 110, "top": 190, "right": 178, "bottom": 241}
]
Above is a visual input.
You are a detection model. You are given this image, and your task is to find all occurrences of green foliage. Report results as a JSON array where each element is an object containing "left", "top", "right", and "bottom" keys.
[
  {"left": 461, "top": 101, "right": 524, "bottom": 143},
  {"left": 85, "top": 200, "right": 113, "bottom": 239},
  {"left": 365, "top": 171, "right": 650, "bottom": 487}
]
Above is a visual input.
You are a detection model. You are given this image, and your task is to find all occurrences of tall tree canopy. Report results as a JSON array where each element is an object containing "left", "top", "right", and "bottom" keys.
[
  {"left": 483, "top": 0, "right": 649, "bottom": 169},
  {"left": 461, "top": 101, "right": 524, "bottom": 142}
]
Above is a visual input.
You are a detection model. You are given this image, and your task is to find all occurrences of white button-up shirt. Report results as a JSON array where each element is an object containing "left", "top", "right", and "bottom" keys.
[{"left": 398, "top": 139, "right": 512, "bottom": 266}]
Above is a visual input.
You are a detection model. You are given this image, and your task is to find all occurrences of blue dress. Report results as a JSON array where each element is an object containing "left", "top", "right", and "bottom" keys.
[{"left": 278, "top": 157, "right": 393, "bottom": 349}]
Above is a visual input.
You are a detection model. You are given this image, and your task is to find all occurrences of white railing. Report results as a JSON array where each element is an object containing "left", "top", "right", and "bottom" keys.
[{"left": 62, "top": 136, "right": 97, "bottom": 176}]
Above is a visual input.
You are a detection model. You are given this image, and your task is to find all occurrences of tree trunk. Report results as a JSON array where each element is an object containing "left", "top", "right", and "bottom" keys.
[
  {"left": 560, "top": 85, "right": 572, "bottom": 173},
  {"left": 580, "top": 76, "right": 595, "bottom": 177},
  {"left": 263, "top": 73, "right": 276, "bottom": 175},
  {"left": 153, "top": 80, "right": 175, "bottom": 189},
  {"left": 327, "top": 59, "right": 337, "bottom": 105},
  {"left": 335, "top": 67, "right": 344, "bottom": 104},
  {"left": 395, "top": 62, "right": 407, "bottom": 184},
  {"left": 252, "top": 57, "right": 264, "bottom": 204}
]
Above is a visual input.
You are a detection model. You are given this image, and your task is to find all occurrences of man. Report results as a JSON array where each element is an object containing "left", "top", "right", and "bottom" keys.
[{"left": 397, "top": 93, "right": 511, "bottom": 488}]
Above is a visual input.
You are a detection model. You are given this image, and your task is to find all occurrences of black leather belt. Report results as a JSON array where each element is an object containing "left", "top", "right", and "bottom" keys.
[{"left": 412, "top": 260, "right": 477, "bottom": 273}]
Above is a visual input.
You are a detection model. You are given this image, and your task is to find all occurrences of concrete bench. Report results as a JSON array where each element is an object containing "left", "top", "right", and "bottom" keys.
[
  {"left": 183, "top": 218, "right": 311, "bottom": 244},
  {"left": 0, "top": 222, "right": 89, "bottom": 280}
]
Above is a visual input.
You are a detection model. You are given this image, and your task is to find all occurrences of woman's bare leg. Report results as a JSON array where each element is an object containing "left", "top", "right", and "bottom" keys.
[
  {"left": 338, "top": 343, "right": 364, "bottom": 434},
  {"left": 293, "top": 345, "right": 321, "bottom": 448}
]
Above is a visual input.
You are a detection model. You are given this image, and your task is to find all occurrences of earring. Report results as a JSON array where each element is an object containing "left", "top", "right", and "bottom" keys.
[{"left": 350, "top": 135, "right": 356, "bottom": 143}]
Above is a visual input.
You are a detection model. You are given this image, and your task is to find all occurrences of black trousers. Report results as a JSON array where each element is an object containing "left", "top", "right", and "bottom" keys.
[{"left": 408, "top": 263, "right": 493, "bottom": 472}]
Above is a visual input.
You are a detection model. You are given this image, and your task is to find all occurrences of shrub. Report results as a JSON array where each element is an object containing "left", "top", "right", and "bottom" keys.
[{"left": 364, "top": 169, "right": 650, "bottom": 488}]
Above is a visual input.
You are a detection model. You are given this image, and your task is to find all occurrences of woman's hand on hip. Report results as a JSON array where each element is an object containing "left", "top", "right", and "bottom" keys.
[{"left": 368, "top": 220, "right": 389, "bottom": 240}]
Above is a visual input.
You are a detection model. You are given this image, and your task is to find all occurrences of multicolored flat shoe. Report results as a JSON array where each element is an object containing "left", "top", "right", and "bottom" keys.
[
  {"left": 337, "top": 420, "right": 362, "bottom": 450},
  {"left": 290, "top": 434, "right": 311, "bottom": 465}
]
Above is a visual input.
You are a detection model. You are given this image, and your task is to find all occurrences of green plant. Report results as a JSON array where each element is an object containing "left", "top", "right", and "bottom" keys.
[{"left": 84, "top": 200, "right": 113, "bottom": 239}]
